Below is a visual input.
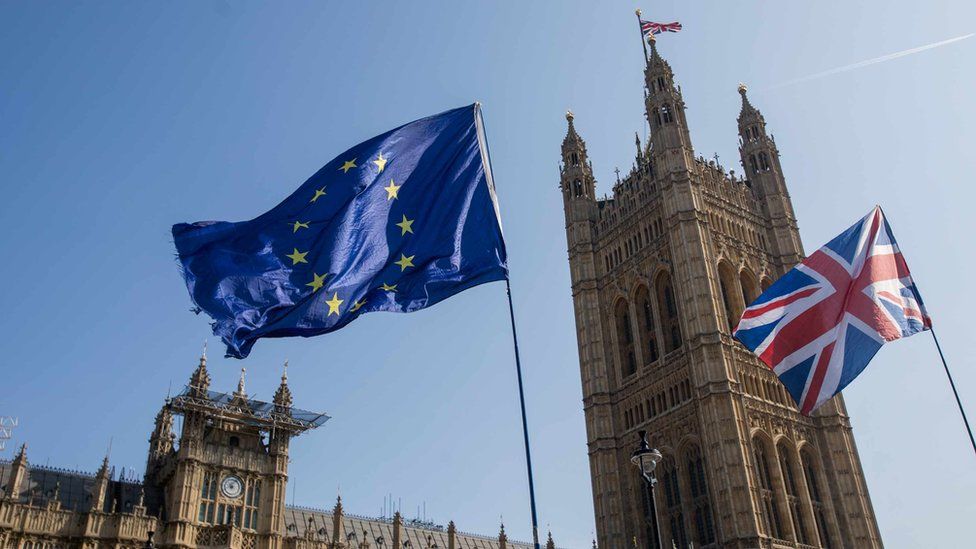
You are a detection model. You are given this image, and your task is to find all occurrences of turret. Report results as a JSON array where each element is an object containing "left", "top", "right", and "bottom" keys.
[
  {"left": 145, "top": 404, "right": 175, "bottom": 478},
  {"left": 736, "top": 83, "right": 804, "bottom": 266},
  {"left": 332, "top": 495, "right": 347, "bottom": 547},
  {"left": 644, "top": 34, "right": 694, "bottom": 167},
  {"left": 273, "top": 361, "right": 293, "bottom": 411},
  {"left": 392, "top": 511, "right": 403, "bottom": 549},
  {"left": 188, "top": 348, "right": 211, "bottom": 398},
  {"left": 4, "top": 443, "right": 28, "bottom": 500},
  {"left": 447, "top": 521, "right": 457, "bottom": 549},
  {"left": 560, "top": 110, "right": 597, "bottom": 204},
  {"left": 92, "top": 455, "right": 111, "bottom": 512}
]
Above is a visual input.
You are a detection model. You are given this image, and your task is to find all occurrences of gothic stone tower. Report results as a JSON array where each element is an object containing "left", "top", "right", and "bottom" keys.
[
  {"left": 145, "top": 355, "right": 326, "bottom": 549},
  {"left": 560, "top": 35, "right": 881, "bottom": 549}
]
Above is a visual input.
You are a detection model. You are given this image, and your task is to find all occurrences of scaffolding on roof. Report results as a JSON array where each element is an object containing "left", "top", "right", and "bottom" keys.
[{"left": 169, "top": 388, "right": 328, "bottom": 436}]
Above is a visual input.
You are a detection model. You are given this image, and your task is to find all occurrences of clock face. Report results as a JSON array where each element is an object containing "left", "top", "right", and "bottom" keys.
[{"left": 220, "top": 475, "right": 244, "bottom": 499}]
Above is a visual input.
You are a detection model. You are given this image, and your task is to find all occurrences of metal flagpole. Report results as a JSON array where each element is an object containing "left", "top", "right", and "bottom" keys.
[
  {"left": 635, "top": 9, "right": 649, "bottom": 61},
  {"left": 929, "top": 328, "right": 976, "bottom": 457},
  {"left": 506, "top": 279, "right": 542, "bottom": 549}
]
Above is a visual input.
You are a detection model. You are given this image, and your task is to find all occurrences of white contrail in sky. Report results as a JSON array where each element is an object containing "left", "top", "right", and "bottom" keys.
[{"left": 772, "top": 33, "right": 973, "bottom": 89}]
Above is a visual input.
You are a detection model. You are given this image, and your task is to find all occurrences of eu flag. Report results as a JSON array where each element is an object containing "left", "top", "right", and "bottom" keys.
[{"left": 173, "top": 104, "right": 508, "bottom": 358}]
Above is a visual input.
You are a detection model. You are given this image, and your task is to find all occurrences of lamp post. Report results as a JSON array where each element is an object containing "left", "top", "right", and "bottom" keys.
[{"left": 631, "top": 431, "right": 664, "bottom": 549}]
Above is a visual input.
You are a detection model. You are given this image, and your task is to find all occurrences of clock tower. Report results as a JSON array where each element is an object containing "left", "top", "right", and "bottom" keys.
[{"left": 145, "top": 354, "right": 328, "bottom": 549}]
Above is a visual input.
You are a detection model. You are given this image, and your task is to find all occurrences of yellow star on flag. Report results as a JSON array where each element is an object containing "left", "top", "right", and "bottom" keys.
[
  {"left": 291, "top": 221, "right": 310, "bottom": 233},
  {"left": 310, "top": 187, "right": 326, "bottom": 203},
  {"left": 380, "top": 282, "right": 397, "bottom": 292},
  {"left": 395, "top": 214, "right": 414, "bottom": 235},
  {"left": 373, "top": 153, "right": 388, "bottom": 173},
  {"left": 306, "top": 272, "right": 327, "bottom": 292},
  {"left": 394, "top": 254, "right": 415, "bottom": 272},
  {"left": 325, "top": 292, "right": 344, "bottom": 316},
  {"left": 350, "top": 299, "right": 366, "bottom": 312},
  {"left": 286, "top": 248, "right": 309, "bottom": 265},
  {"left": 384, "top": 179, "right": 401, "bottom": 200},
  {"left": 339, "top": 159, "right": 357, "bottom": 173}
]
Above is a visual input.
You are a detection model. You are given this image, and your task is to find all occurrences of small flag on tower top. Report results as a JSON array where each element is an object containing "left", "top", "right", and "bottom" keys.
[
  {"left": 640, "top": 19, "right": 682, "bottom": 37},
  {"left": 733, "top": 206, "right": 930, "bottom": 415}
]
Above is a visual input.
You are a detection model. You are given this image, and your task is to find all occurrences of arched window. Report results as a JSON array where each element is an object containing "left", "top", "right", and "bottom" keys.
[
  {"left": 615, "top": 300, "right": 636, "bottom": 377},
  {"left": 571, "top": 152, "right": 579, "bottom": 166},
  {"left": 753, "top": 438, "right": 784, "bottom": 539},
  {"left": 685, "top": 445, "right": 716, "bottom": 545},
  {"left": 778, "top": 443, "right": 810, "bottom": 544},
  {"left": 749, "top": 155, "right": 759, "bottom": 174},
  {"left": 656, "top": 273, "right": 682, "bottom": 352},
  {"left": 656, "top": 76, "right": 667, "bottom": 92},
  {"left": 573, "top": 179, "right": 583, "bottom": 198},
  {"left": 717, "top": 262, "right": 739, "bottom": 332},
  {"left": 759, "top": 152, "right": 770, "bottom": 171},
  {"left": 659, "top": 457, "right": 688, "bottom": 548},
  {"left": 661, "top": 105, "right": 674, "bottom": 124},
  {"left": 802, "top": 449, "right": 834, "bottom": 549},
  {"left": 740, "top": 270, "right": 759, "bottom": 309},
  {"left": 635, "top": 286, "right": 659, "bottom": 364}
]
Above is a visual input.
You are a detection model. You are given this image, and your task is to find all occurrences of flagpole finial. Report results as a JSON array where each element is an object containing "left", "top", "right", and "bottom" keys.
[
  {"left": 635, "top": 8, "right": 641, "bottom": 16},
  {"left": 565, "top": 110, "right": 574, "bottom": 122},
  {"left": 647, "top": 33, "right": 656, "bottom": 45}
]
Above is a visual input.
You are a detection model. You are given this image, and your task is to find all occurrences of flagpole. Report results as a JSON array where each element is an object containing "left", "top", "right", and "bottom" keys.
[
  {"left": 506, "top": 278, "right": 542, "bottom": 549},
  {"left": 929, "top": 327, "right": 976, "bottom": 457},
  {"left": 635, "top": 9, "right": 649, "bottom": 61}
]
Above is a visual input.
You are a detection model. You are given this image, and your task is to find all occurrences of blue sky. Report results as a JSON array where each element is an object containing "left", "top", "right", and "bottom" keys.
[{"left": 1, "top": 1, "right": 974, "bottom": 547}]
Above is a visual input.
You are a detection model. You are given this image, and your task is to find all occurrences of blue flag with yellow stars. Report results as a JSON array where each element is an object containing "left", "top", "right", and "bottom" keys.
[{"left": 172, "top": 104, "right": 508, "bottom": 358}]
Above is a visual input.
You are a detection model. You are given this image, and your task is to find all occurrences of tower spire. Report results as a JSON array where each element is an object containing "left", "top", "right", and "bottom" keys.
[
  {"left": 236, "top": 367, "right": 247, "bottom": 397},
  {"left": 274, "top": 360, "right": 293, "bottom": 409},
  {"left": 188, "top": 347, "right": 211, "bottom": 397}
]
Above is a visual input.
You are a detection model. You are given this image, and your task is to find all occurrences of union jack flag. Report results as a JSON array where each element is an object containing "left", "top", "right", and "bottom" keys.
[
  {"left": 734, "top": 206, "right": 930, "bottom": 415},
  {"left": 640, "top": 19, "right": 682, "bottom": 36}
]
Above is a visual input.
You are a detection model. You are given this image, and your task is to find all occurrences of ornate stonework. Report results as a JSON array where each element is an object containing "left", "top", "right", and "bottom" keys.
[
  {"left": 560, "top": 39, "right": 881, "bottom": 549},
  {"left": 0, "top": 357, "right": 538, "bottom": 549}
]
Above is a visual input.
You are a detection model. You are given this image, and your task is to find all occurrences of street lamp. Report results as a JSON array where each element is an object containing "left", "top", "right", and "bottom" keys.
[{"left": 631, "top": 431, "right": 664, "bottom": 549}]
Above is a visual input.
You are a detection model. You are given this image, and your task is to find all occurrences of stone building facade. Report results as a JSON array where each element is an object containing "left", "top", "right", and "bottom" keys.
[
  {"left": 560, "top": 35, "right": 881, "bottom": 549},
  {"left": 0, "top": 355, "right": 544, "bottom": 549}
]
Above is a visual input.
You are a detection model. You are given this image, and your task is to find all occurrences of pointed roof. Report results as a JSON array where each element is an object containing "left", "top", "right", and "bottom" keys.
[
  {"left": 737, "top": 83, "right": 763, "bottom": 123},
  {"left": 563, "top": 110, "right": 584, "bottom": 148},
  {"left": 545, "top": 531, "right": 555, "bottom": 549},
  {"left": 274, "top": 360, "right": 294, "bottom": 409},
  {"left": 13, "top": 442, "right": 27, "bottom": 463},
  {"left": 235, "top": 368, "right": 247, "bottom": 397},
  {"left": 645, "top": 34, "right": 673, "bottom": 77},
  {"left": 188, "top": 348, "right": 211, "bottom": 397},
  {"left": 96, "top": 454, "right": 111, "bottom": 480}
]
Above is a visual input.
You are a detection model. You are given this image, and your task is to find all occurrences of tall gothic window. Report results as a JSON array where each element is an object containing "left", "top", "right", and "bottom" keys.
[
  {"left": 778, "top": 444, "right": 810, "bottom": 544},
  {"left": 740, "top": 270, "right": 759, "bottom": 309},
  {"left": 571, "top": 152, "right": 580, "bottom": 166},
  {"left": 717, "top": 262, "right": 739, "bottom": 332},
  {"left": 660, "top": 458, "right": 688, "bottom": 547},
  {"left": 653, "top": 107, "right": 663, "bottom": 127},
  {"left": 753, "top": 439, "right": 784, "bottom": 540},
  {"left": 656, "top": 76, "right": 666, "bottom": 92},
  {"left": 802, "top": 449, "right": 833, "bottom": 549},
  {"left": 656, "top": 273, "right": 682, "bottom": 353},
  {"left": 573, "top": 179, "right": 583, "bottom": 198},
  {"left": 615, "top": 300, "right": 636, "bottom": 377},
  {"left": 635, "top": 286, "right": 659, "bottom": 364},
  {"left": 661, "top": 105, "right": 674, "bottom": 124},
  {"left": 759, "top": 152, "right": 771, "bottom": 171},
  {"left": 685, "top": 445, "right": 716, "bottom": 545},
  {"left": 199, "top": 471, "right": 218, "bottom": 524},
  {"left": 749, "top": 154, "right": 759, "bottom": 174}
]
